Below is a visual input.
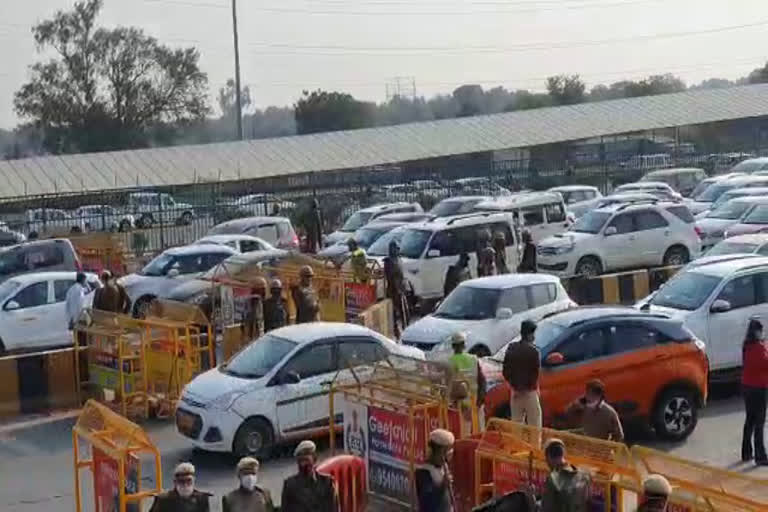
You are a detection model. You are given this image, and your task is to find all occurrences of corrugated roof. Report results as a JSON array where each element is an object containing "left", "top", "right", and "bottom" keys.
[{"left": 3, "top": 83, "right": 768, "bottom": 199}]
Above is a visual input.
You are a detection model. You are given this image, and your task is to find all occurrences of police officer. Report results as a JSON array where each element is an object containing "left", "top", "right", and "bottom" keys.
[
  {"left": 292, "top": 266, "right": 320, "bottom": 323},
  {"left": 636, "top": 475, "right": 672, "bottom": 512},
  {"left": 448, "top": 332, "right": 486, "bottom": 430},
  {"left": 443, "top": 252, "right": 471, "bottom": 297},
  {"left": 415, "top": 429, "right": 456, "bottom": 512},
  {"left": 281, "top": 440, "right": 340, "bottom": 512},
  {"left": 306, "top": 198, "right": 324, "bottom": 253},
  {"left": 492, "top": 231, "right": 509, "bottom": 274},
  {"left": 383, "top": 240, "right": 408, "bottom": 337},
  {"left": 517, "top": 229, "right": 537, "bottom": 273},
  {"left": 149, "top": 462, "right": 211, "bottom": 512},
  {"left": 263, "top": 279, "right": 288, "bottom": 332},
  {"left": 346, "top": 238, "right": 369, "bottom": 283},
  {"left": 476, "top": 229, "right": 496, "bottom": 277},
  {"left": 243, "top": 277, "right": 267, "bottom": 339},
  {"left": 222, "top": 457, "right": 274, "bottom": 512}
]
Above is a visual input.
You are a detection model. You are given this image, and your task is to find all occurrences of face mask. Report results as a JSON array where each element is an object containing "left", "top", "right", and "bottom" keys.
[
  {"left": 176, "top": 483, "right": 194, "bottom": 498},
  {"left": 240, "top": 474, "right": 258, "bottom": 490},
  {"left": 298, "top": 461, "right": 314, "bottom": 475},
  {"left": 586, "top": 398, "right": 600, "bottom": 408}
]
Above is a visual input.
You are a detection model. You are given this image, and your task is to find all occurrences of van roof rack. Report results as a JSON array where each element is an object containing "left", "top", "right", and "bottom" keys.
[
  {"left": 444, "top": 211, "right": 503, "bottom": 225},
  {"left": 615, "top": 199, "right": 659, "bottom": 211}
]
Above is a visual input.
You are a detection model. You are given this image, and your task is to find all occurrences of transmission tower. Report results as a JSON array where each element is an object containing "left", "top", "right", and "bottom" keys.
[{"left": 385, "top": 76, "right": 417, "bottom": 101}]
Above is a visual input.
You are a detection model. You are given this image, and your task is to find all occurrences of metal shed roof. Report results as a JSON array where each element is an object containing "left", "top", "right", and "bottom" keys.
[{"left": 3, "top": 83, "right": 768, "bottom": 199}]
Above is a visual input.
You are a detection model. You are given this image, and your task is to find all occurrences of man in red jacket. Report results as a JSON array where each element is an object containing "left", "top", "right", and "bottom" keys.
[{"left": 742, "top": 318, "right": 768, "bottom": 465}]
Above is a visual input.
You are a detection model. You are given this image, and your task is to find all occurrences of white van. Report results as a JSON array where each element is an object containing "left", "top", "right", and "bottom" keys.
[
  {"left": 381, "top": 212, "right": 520, "bottom": 305},
  {"left": 473, "top": 192, "right": 570, "bottom": 242}
]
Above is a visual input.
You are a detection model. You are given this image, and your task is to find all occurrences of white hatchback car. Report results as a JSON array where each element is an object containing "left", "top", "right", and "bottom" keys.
[
  {"left": 401, "top": 274, "right": 575, "bottom": 358},
  {"left": 0, "top": 271, "right": 99, "bottom": 353},
  {"left": 194, "top": 234, "right": 274, "bottom": 254},
  {"left": 176, "top": 322, "right": 422, "bottom": 457},
  {"left": 537, "top": 201, "right": 701, "bottom": 277}
]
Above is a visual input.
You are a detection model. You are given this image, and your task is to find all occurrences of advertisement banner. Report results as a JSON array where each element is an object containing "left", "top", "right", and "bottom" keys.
[
  {"left": 343, "top": 399, "right": 369, "bottom": 467},
  {"left": 344, "top": 282, "right": 377, "bottom": 316},
  {"left": 368, "top": 406, "right": 429, "bottom": 464},
  {"left": 368, "top": 459, "right": 412, "bottom": 503},
  {"left": 220, "top": 285, "right": 235, "bottom": 327},
  {"left": 92, "top": 446, "right": 139, "bottom": 512}
]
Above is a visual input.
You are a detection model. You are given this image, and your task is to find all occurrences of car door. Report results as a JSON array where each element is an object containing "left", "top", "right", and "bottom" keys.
[
  {"left": 254, "top": 224, "right": 279, "bottom": 246},
  {"left": 492, "top": 286, "right": 531, "bottom": 354},
  {"left": 489, "top": 221, "right": 519, "bottom": 269},
  {"left": 52, "top": 278, "right": 79, "bottom": 346},
  {"left": 601, "top": 213, "right": 640, "bottom": 270},
  {"left": 633, "top": 209, "right": 671, "bottom": 265},
  {"left": 421, "top": 227, "right": 464, "bottom": 299},
  {"left": 542, "top": 201, "right": 570, "bottom": 239},
  {"left": 519, "top": 207, "right": 548, "bottom": 243},
  {"left": 274, "top": 339, "right": 338, "bottom": 437},
  {"left": 0, "top": 279, "right": 57, "bottom": 350},
  {"left": 707, "top": 271, "right": 764, "bottom": 370}
]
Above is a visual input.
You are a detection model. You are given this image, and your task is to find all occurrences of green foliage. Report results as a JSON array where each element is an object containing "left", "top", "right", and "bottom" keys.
[
  {"left": 294, "top": 90, "right": 377, "bottom": 134},
  {"left": 546, "top": 74, "right": 587, "bottom": 105}
]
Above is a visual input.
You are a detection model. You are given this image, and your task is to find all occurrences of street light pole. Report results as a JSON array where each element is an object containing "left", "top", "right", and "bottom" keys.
[{"left": 231, "top": 0, "right": 243, "bottom": 140}]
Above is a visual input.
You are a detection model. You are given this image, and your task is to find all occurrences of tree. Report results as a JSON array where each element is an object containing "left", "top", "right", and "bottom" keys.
[
  {"left": 452, "top": 84, "right": 486, "bottom": 116},
  {"left": 218, "top": 78, "right": 252, "bottom": 119},
  {"left": 747, "top": 62, "right": 768, "bottom": 84},
  {"left": 14, "top": 0, "right": 209, "bottom": 153},
  {"left": 622, "top": 74, "right": 686, "bottom": 97},
  {"left": 546, "top": 74, "right": 586, "bottom": 105},
  {"left": 294, "top": 90, "right": 376, "bottom": 134}
]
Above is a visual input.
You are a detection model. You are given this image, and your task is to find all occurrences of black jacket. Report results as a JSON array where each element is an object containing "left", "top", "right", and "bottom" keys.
[
  {"left": 149, "top": 489, "right": 211, "bottom": 512},
  {"left": 518, "top": 242, "right": 537, "bottom": 273}
]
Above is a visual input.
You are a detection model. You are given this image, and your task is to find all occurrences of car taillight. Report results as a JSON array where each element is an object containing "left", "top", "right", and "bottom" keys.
[{"left": 694, "top": 226, "right": 703, "bottom": 239}]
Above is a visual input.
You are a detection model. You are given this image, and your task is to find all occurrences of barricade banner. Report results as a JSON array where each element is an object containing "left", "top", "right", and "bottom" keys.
[
  {"left": 318, "top": 277, "right": 346, "bottom": 321},
  {"left": 92, "top": 446, "right": 140, "bottom": 512},
  {"left": 345, "top": 282, "right": 377, "bottom": 318}
]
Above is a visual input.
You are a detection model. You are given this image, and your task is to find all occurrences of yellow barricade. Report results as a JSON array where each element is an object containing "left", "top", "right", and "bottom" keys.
[{"left": 356, "top": 299, "right": 394, "bottom": 338}]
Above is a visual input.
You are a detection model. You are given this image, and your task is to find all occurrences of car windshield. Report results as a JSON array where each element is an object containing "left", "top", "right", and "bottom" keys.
[
  {"left": 367, "top": 226, "right": 407, "bottom": 256},
  {"left": 355, "top": 226, "right": 389, "bottom": 248},
  {"left": 140, "top": 253, "right": 175, "bottom": 276},
  {"left": 650, "top": 272, "right": 721, "bottom": 310},
  {"left": 706, "top": 201, "right": 752, "bottom": 220},
  {"left": 222, "top": 334, "right": 297, "bottom": 378},
  {"left": 433, "top": 286, "right": 501, "bottom": 320},
  {"left": 695, "top": 183, "right": 732, "bottom": 202},
  {"left": 706, "top": 242, "right": 758, "bottom": 256},
  {"left": 731, "top": 160, "right": 766, "bottom": 173},
  {"left": 341, "top": 211, "right": 374, "bottom": 231},
  {"left": 571, "top": 211, "right": 611, "bottom": 234},
  {"left": 398, "top": 228, "right": 433, "bottom": 258},
  {"left": 0, "top": 279, "right": 21, "bottom": 301},
  {"left": 429, "top": 200, "right": 465, "bottom": 217},
  {"left": 690, "top": 180, "right": 714, "bottom": 199},
  {"left": 742, "top": 205, "right": 768, "bottom": 224}
]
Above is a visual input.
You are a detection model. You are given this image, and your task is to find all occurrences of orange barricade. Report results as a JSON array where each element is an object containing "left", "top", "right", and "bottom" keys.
[{"left": 317, "top": 455, "right": 367, "bottom": 512}]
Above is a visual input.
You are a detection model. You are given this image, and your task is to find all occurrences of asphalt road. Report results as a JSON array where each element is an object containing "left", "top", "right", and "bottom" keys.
[{"left": 1, "top": 387, "right": 765, "bottom": 512}]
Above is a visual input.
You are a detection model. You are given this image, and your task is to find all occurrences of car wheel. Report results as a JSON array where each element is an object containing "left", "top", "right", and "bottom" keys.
[
  {"left": 663, "top": 246, "right": 689, "bottom": 267},
  {"left": 233, "top": 417, "right": 274, "bottom": 459},
  {"left": 652, "top": 387, "right": 698, "bottom": 441},
  {"left": 181, "top": 212, "right": 193, "bottom": 225},
  {"left": 469, "top": 345, "right": 491, "bottom": 358},
  {"left": 574, "top": 256, "right": 602, "bottom": 278},
  {"left": 133, "top": 296, "right": 155, "bottom": 319}
]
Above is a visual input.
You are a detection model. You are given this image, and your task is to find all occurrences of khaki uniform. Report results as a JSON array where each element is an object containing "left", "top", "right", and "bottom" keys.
[
  {"left": 263, "top": 296, "right": 288, "bottom": 332},
  {"left": 292, "top": 285, "right": 320, "bottom": 324},
  {"left": 566, "top": 399, "right": 624, "bottom": 442},
  {"left": 541, "top": 465, "right": 592, "bottom": 512},
  {"left": 383, "top": 255, "right": 408, "bottom": 335},
  {"left": 280, "top": 472, "right": 339, "bottom": 512},
  {"left": 222, "top": 486, "right": 274, "bottom": 512},
  {"left": 477, "top": 246, "right": 496, "bottom": 277},
  {"left": 242, "top": 295, "right": 264, "bottom": 340},
  {"left": 493, "top": 238, "right": 509, "bottom": 274},
  {"left": 93, "top": 283, "right": 131, "bottom": 314},
  {"left": 149, "top": 489, "right": 211, "bottom": 512},
  {"left": 443, "top": 264, "right": 471, "bottom": 297}
]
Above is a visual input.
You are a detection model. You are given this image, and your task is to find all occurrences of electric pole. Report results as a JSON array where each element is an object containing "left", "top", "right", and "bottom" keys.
[{"left": 231, "top": 0, "right": 243, "bottom": 140}]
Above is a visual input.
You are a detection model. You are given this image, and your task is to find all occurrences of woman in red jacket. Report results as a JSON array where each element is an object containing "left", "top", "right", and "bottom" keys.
[{"left": 742, "top": 318, "right": 768, "bottom": 465}]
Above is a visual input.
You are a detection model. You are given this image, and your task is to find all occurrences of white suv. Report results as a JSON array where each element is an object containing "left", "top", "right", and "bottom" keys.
[
  {"left": 537, "top": 201, "right": 701, "bottom": 277},
  {"left": 127, "top": 192, "right": 195, "bottom": 228}
]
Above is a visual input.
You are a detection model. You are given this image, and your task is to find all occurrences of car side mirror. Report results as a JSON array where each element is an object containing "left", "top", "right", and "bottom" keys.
[
  {"left": 5, "top": 300, "right": 19, "bottom": 311},
  {"left": 710, "top": 299, "right": 731, "bottom": 313},
  {"left": 167, "top": 268, "right": 180, "bottom": 278},
  {"left": 545, "top": 352, "right": 565, "bottom": 366},
  {"left": 427, "top": 249, "right": 441, "bottom": 258},
  {"left": 281, "top": 371, "right": 301, "bottom": 385},
  {"left": 496, "top": 308, "right": 513, "bottom": 320},
  {"left": 604, "top": 226, "right": 617, "bottom": 236}
]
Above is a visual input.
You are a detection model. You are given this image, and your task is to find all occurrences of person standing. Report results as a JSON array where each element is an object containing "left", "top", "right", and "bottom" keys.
[
  {"left": 281, "top": 440, "right": 339, "bottom": 512},
  {"left": 492, "top": 231, "right": 509, "bottom": 274},
  {"left": 93, "top": 270, "right": 114, "bottom": 312},
  {"left": 517, "top": 229, "right": 537, "bottom": 273},
  {"left": 263, "top": 279, "right": 288, "bottom": 332},
  {"left": 149, "top": 463, "right": 211, "bottom": 512},
  {"left": 476, "top": 229, "right": 496, "bottom": 277},
  {"left": 443, "top": 252, "right": 471, "bottom": 297},
  {"left": 222, "top": 457, "right": 274, "bottom": 512},
  {"left": 243, "top": 277, "right": 267, "bottom": 340},
  {"left": 636, "top": 475, "right": 672, "bottom": 512},
  {"left": 540, "top": 439, "right": 592, "bottom": 512},
  {"left": 292, "top": 266, "right": 320, "bottom": 324},
  {"left": 383, "top": 240, "right": 409, "bottom": 336},
  {"left": 346, "top": 238, "right": 369, "bottom": 283},
  {"left": 414, "top": 429, "right": 456, "bottom": 512},
  {"left": 565, "top": 379, "right": 624, "bottom": 442},
  {"left": 448, "top": 332, "right": 486, "bottom": 432},
  {"left": 306, "top": 198, "right": 324, "bottom": 253},
  {"left": 66, "top": 272, "right": 89, "bottom": 331},
  {"left": 742, "top": 318, "right": 768, "bottom": 465},
  {"left": 270, "top": 203, "right": 281, "bottom": 217},
  {"left": 113, "top": 273, "right": 132, "bottom": 314},
  {"left": 502, "top": 320, "right": 542, "bottom": 428}
]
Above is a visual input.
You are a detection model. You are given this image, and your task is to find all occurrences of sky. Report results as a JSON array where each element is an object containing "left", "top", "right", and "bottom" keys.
[{"left": 0, "top": 0, "right": 767, "bottom": 129}]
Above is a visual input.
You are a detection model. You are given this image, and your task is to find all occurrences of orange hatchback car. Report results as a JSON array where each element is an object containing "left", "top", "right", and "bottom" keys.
[{"left": 481, "top": 307, "right": 709, "bottom": 441}]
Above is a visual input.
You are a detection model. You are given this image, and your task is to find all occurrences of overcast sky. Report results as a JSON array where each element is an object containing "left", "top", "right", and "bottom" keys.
[{"left": 1, "top": 0, "right": 767, "bottom": 128}]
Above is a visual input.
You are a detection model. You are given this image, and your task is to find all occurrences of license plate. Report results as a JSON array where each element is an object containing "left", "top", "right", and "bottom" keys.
[{"left": 176, "top": 410, "right": 195, "bottom": 432}]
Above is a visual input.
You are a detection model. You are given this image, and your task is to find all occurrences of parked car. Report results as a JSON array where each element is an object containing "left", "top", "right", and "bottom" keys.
[
  {"left": 127, "top": 192, "right": 195, "bottom": 228},
  {"left": 537, "top": 201, "right": 700, "bottom": 277},
  {"left": 0, "top": 271, "right": 100, "bottom": 353},
  {"left": 383, "top": 181, "right": 449, "bottom": 203},
  {"left": 372, "top": 212, "right": 433, "bottom": 224},
  {"left": 0, "top": 227, "right": 25, "bottom": 248},
  {"left": 703, "top": 153, "right": 753, "bottom": 174},
  {"left": 452, "top": 177, "right": 511, "bottom": 197},
  {"left": 428, "top": 196, "right": 491, "bottom": 218},
  {"left": 621, "top": 153, "right": 672, "bottom": 171},
  {"left": 207, "top": 216, "right": 299, "bottom": 250},
  {"left": 75, "top": 205, "right": 135, "bottom": 232},
  {"left": 548, "top": 185, "right": 602, "bottom": 218},
  {"left": 687, "top": 175, "right": 768, "bottom": 215},
  {"left": 724, "top": 202, "right": 768, "bottom": 237},
  {"left": 613, "top": 182, "right": 682, "bottom": 202},
  {"left": 687, "top": 173, "right": 745, "bottom": 205},
  {"left": 175, "top": 323, "right": 423, "bottom": 456},
  {"left": 481, "top": 307, "right": 708, "bottom": 440},
  {"left": 474, "top": 192, "right": 570, "bottom": 242},
  {"left": 400, "top": 274, "right": 575, "bottom": 358},
  {"left": 233, "top": 194, "right": 296, "bottom": 216},
  {"left": 728, "top": 157, "right": 768, "bottom": 174},
  {"left": 317, "top": 220, "right": 408, "bottom": 266},
  {"left": 594, "top": 193, "right": 659, "bottom": 209},
  {"left": 195, "top": 234, "right": 274, "bottom": 254},
  {"left": 705, "top": 234, "right": 768, "bottom": 258},
  {"left": 636, "top": 256, "right": 768, "bottom": 380},
  {"left": 704, "top": 186, "right": 768, "bottom": 215},
  {"left": 324, "top": 203, "right": 423, "bottom": 247},
  {"left": 695, "top": 197, "right": 768, "bottom": 250},
  {"left": 0, "top": 239, "right": 81, "bottom": 284},
  {"left": 640, "top": 168, "right": 707, "bottom": 197},
  {"left": 119, "top": 244, "right": 236, "bottom": 317},
  {"left": 25, "top": 208, "right": 86, "bottom": 235}
]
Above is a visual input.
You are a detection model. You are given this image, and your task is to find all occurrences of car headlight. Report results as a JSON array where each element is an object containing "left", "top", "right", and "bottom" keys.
[
  {"left": 190, "top": 292, "right": 210, "bottom": 305},
  {"left": 207, "top": 391, "right": 243, "bottom": 411}
]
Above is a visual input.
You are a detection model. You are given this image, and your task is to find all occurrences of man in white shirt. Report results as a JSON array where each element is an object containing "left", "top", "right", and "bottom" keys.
[{"left": 66, "top": 273, "right": 88, "bottom": 330}]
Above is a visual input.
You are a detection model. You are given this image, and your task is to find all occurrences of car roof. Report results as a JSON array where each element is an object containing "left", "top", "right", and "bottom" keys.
[
  {"left": 458, "top": 273, "right": 560, "bottom": 289},
  {"left": 644, "top": 167, "right": 704, "bottom": 176},
  {"left": 359, "top": 221, "right": 407, "bottom": 230},
  {"left": 221, "top": 248, "right": 290, "bottom": 265},
  {"left": 717, "top": 175, "right": 768, "bottom": 186},
  {"left": 720, "top": 195, "right": 768, "bottom": 206},
  {"left": 7, "top": 271, "right": 97, "bottom": 284},
  {"left": 721, "top": 187, "right": 768, "bottom": 196},
  {"left": 476, "top": 191, "right": 562, "bottom": 209},
  {"left": 594, "top": 200, "right": 677, "bottom": 213},
  {"left": 549, "top": 185, "right": 597, "bottom": 192},
  {"left": 438, "top": 195, "right": 489, "bottom": 202},
  {"left": 617, "top": 181, "right": 671, "bottom": 189},
  {"left": 267, "top": 322, "right": 380, "bottom": 344},
  {"left": 210, "top": 216, "right": 291, "bottom": 232},
  {"left": 4, "top": 238, "right": 74, "bottom": 252},
  {"left": 720, "top": 233, "right": 768, "bottom": 245},
  {"left": 163, "top": 244, "right": 237, "bottom": 256},
  {"left": 412, "top": 211, "right": 513, "bottom": 230},
  {"left": 196, "top": 234, "right": 269, "bottom": 245},
  {"left": 359, "top": 202, "right": 417, "bottom": 213},
  {"left": 546, "top": 306, "right": 662, "bottom": 326},
  {"left": 688, "top": 255, "right": 768, "bottom": 277}
]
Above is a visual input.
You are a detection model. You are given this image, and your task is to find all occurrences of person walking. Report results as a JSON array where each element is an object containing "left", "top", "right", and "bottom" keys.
[
  {"left": 149, "top": 463, "right": 211, "bottom": 512},
  {"left": 346, "top": 238, "right": 369, "bottom": 283},
  {"left": 540, "top": 439, "right": 591, "bottom": 512},
  {"left": 292, "top": 266, "right": 321, "bottom": 324},
  {"left": 635, "top": 474, "right": 672, "bottom": 512},
  {"left": 93, "top": 270, "right": 131, "bottom": 314},
  {"left": 565, "top": 379, "right": 624, "bottom": 442},
  {"left": 222, "top": 457, "right": 274, "bottom": 512},
  {"left": 281, "top": 440, "right": 340, "bottom": 512},
  {"left": 443, "top": 252, "right": 472, "bottom": 297},
  {"left": 742, "top": 318, "right": 768, "bottom": 465},
  {"left": 448, "top": 332, "right": 486, "bottom": 431},
  {"left": 476, "top": 229, "right": 496, "bottom": 277},
  {"left": 66, "top": 272, "right": 89, "bottom": 331},
  {"left": 502, "top": 320, "right": 542, "bottom": 428},
  {"left": 414, "top": 429, "right": 456, "bottom": 512},
  {"left": 383, "top": 240, "right": 409, "bottom": 336},
  {"left": 493, "top": 231, "right": 509, "bottom": 274},
  {"left": 306, "top": 198, "right": 324, "bottom": 253},
  {"left": 263, "top": 279, "right": 288, "bottom": 332},
  {"left": 517, "top": 229, "right": 537, "bottom": 273}
]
